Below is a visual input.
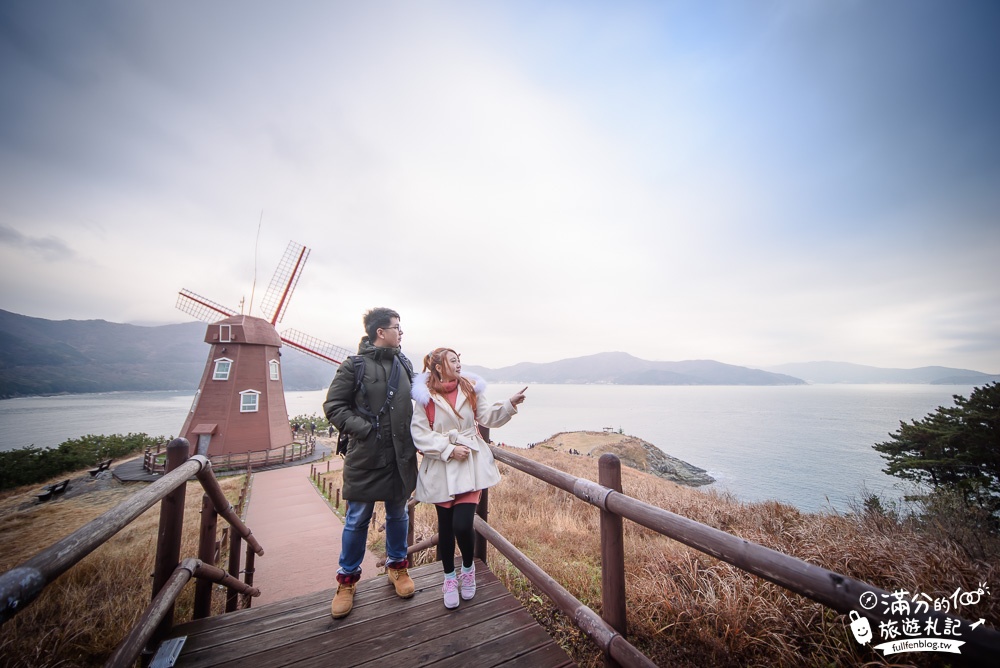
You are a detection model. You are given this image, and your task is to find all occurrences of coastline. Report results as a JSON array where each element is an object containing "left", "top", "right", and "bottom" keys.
[{"left": 528, "top": 430, "right": 715, "bottom": 487}]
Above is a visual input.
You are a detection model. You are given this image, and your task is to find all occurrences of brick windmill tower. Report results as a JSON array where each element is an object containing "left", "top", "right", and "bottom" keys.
[{"left": 176, "top": 241, "right": 352, "bottom": 457}]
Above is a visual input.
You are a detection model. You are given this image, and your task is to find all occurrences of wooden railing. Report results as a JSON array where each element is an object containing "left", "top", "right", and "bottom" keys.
[
  {"left": 0, "top": 438, "right": 264, "bottom": 668},
  {"left": 450, "top": 446, "right": 1000, "bottom": 667},
  {"left": 143, "top": 439, "right": 315, "bottom": 474}
]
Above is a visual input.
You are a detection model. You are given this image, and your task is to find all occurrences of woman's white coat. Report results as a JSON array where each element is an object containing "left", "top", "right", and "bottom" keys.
[{"left": 410, "top": 372, "right": 515, "bottom": 504}]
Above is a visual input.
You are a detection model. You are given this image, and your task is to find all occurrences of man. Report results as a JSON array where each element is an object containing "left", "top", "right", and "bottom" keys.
[{"left": 323, "top": 307, "right": 417, "bottom": 619}]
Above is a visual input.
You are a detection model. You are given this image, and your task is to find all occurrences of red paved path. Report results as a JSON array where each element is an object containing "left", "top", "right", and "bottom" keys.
[{"left": 243, "top": 458, "right": 380, "bottom": 606}]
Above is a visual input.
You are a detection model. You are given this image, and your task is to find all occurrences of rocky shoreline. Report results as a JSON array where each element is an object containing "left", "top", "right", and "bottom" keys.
[{"left": 535, "top": 430, "right": 715, "bottom": 487}]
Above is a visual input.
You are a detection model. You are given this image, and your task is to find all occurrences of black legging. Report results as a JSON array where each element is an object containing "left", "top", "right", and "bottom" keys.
[{"left": 436, "top": 502, "right": 477, "bottom": 573}]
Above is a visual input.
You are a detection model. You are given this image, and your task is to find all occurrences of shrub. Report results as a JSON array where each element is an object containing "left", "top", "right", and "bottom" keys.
[{"left": 0, "top": 433, "right": 162, "bottom": 491}]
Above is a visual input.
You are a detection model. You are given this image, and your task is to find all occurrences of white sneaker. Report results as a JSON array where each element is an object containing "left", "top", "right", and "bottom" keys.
[
  {"left": 458, "top": 566, "right": 476, "bottom": 600},
  {"left": 442, "top": 576, "right": 460, "bottom": 609}
]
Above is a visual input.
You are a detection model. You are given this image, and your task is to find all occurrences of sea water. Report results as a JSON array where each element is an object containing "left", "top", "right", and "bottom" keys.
[{"left": 0, "top": 384, "right": 972, "bottom": 513}]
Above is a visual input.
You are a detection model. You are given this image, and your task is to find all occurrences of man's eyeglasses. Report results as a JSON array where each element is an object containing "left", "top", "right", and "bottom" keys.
[{"left": 382, "top": 325, "right": 402, "bottom": 332}]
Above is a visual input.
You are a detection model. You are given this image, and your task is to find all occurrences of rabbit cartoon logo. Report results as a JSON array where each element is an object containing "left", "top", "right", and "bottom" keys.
[{"left": 849, "top": 611, "right": 873, "bottom": 645}]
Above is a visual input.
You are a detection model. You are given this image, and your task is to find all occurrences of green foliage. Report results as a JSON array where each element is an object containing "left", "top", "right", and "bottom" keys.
[
  {"left": 874, "top": 382, "right": 1000, "bottom": 525},
  {"left": 0, "top": 433, "right": 161, "bottom": 491}
]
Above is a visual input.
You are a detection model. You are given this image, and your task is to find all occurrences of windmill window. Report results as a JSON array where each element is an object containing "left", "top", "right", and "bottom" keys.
[
  {"left": 269, "top": 359, "right": 280, "bottom": 381},
  {"left": 213, "top": 358, "right": 233, "bottom": 381},
  {"left": 220, "top": 325, "right": 232, "bottom": 343},
  {"left": 239, "top": 390, "right": 260, "bottom": 413}
]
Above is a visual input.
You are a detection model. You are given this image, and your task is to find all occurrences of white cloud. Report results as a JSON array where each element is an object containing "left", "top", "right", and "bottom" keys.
[{"left": 0, "top": 1, "right": 998, "bottom": 373}]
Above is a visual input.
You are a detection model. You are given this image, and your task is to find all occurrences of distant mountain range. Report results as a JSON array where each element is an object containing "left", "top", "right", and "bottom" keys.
[
  {"left": 761, "top": 361, "right": 1000, "bottom": 385},
  {"left": 0, "top": 309, "right": 335, "bottom": 398},
  {"left": 467, "top": 353, "right": 999, "bottom": 386},
  {"left": 1, "top": 310, "right": 996, "bottom": 398},
  {"left": 465, "top": 352, "right": 805, "bottom": 386}
]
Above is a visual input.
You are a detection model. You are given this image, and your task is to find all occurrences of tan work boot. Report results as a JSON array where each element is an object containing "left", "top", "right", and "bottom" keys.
[
  {"left": 331, "top": 573, "right": 359, "bottom": 618},
  {"left": 386, "top": 560, "right": 415, "bottom": 599}
]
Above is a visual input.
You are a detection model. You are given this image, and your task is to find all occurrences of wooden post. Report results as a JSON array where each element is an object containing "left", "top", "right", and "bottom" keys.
[
  {"left": 474, "top": 488, "right": 489, "bottom": 562},
  {"left": 407, "top": 502, "right": 415, "bottom": 548},
  {"left": 472, "top": 423, "right": 491, "bottom": 562},
  {"left": 226, "top": 528, "right": 242, "bottom": 613},
  {"left": 150, "top": 438, "right": 190, "bottom": 643},
  {"left": 244, "top": 544, "right": 256, "bottom": 609},
  {"left": 326, "top": 460, "right": 331, "bottom": 473},
  {"left": 194, "top": 494, "right": 218, "bottom": 619},
  {"left": 599, "top": 454, "right": 627, "bottom": 668}
]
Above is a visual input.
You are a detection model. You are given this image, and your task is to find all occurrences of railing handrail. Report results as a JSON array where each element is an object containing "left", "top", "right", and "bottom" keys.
[
  {"left": 105, "top": 557, "right": 260, "bottom": 667},
  {"left": 143, "top": 441, "right": 316, "bottom": 475},
  {"left": 473, "top": 515, "right": 656, "bottom": 668},
  {"left": 489, "top": 445, "right": 1000, "bottom": 663},
  {"left": 0, "top": 454, "right": 208, "bottom": 625},
  {"left": 0, "top": 438, "right": 266, "bottom": 668}
]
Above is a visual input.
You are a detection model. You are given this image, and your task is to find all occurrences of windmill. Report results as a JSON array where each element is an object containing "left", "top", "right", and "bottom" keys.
[{"left": 176, "top": 241, "right": 352, "bottom": 457}]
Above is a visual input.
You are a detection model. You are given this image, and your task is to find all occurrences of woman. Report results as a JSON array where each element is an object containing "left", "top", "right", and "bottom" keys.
[{"left": 411, "top": 347, "right": 527, "bottom": 609}]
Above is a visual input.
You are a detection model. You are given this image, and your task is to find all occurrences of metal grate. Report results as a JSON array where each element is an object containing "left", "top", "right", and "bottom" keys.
[
  {"left": 259, "top": 241, "right": 310, "bottom": 324},
  {"left": 280, "top": 329, "right": 352, "bottom": 365},
  {"left": 176, "top": 289, "right": 238, "bottom": 322}
]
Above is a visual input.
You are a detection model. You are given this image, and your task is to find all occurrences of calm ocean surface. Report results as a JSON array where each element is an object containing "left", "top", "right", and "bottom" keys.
[{"left": 0, "top": 384, "right": 972, "bottom": 513}]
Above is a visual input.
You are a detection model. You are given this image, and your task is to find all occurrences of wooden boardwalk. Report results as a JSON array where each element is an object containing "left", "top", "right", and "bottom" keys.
[{"left": 164, "top": 560, "right": 576, "bottom": 667}]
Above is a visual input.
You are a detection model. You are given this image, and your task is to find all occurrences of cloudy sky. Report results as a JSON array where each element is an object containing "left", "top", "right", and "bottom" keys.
[{"left": 1, "top": 1, "right": 998, "bottom": 373}]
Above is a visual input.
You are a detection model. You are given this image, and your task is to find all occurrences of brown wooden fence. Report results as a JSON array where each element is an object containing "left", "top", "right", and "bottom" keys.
[
  {"left": 3, "top": 438, "right": 998, "bottom": 667},
  {"left": 0, "top": 438, "right": 263, "bottom": 667},
  {"left": 443, "top": 446, "right": 1000, "bottom": 667},
  {"left": 143, "top": 438, "right": 315, "bottom": 474}
]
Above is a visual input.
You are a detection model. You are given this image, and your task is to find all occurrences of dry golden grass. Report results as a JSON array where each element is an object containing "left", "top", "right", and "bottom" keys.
[
  {"left": 0, "top": 467, "right": 244, "bottom": 668},
  {"left": 480, "top": 445, "right": 1000, "bottom": 667}
]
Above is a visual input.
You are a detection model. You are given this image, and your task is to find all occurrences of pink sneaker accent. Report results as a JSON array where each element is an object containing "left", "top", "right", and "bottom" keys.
[
  {"left": 458, "top": 567, "right": 476, "bottom": 600},
  {"left": 442, "top": 577, "right": 460, "bottom": 609}
]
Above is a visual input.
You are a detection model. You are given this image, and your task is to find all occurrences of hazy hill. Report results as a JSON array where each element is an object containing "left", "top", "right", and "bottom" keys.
[
  {"left": 3, "top": 310, "right": 996, "bottom": 397},
  {"left": 0, "top": 309, "right": 336, "bottom": 398},
  {"left": 465, "top": 351, "right": 805, "bottom": 385},
  {"left": 763, "top": 361, "right": 1000, "bottom": 385}
]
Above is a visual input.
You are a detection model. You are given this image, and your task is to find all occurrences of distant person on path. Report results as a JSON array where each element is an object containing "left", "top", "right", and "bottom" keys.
[
  {"left": 328, "top": 424, "right": 335, "bottom": 438},
  {"left": 323, "top": 307, "right": 416, "bottom": 619},
  {"left": 310, "top": 421, "right": 316, "bottom": 436},
  {"left": 410, "top": 347, "right": 526, "bottom": 610}
]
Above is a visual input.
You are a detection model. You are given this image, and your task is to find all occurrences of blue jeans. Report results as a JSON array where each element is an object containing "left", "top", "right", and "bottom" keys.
[{"left": 338, "top": 498, "right": 409, "bottom": 576}]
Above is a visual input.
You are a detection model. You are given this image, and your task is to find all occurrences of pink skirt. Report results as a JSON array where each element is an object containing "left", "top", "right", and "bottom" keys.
[{"left": 435, "top": 489, "right": 482, "bottom": 508}]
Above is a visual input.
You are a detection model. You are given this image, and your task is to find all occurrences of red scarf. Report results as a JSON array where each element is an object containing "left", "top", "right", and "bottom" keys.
[{"left": 427, "top": 378, "right": 467, "bottom": 429}]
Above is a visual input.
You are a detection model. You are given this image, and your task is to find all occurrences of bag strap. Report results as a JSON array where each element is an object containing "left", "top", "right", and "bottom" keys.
[
  {"left": 426, "top": 383, "right": 477, "bottom": 431},
  {"left": 353, "top": 355, "right": 402, "bottom": 430},
  {"left": 426, "top": 401, "right": 436, "bottom": 430}
]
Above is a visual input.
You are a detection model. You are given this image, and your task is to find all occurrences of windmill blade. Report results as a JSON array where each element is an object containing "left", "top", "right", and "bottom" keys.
[
  {"left": 280, "top": 329, "right": 352, "bottom": 365},
  {"left": 177, "top": 289, "right": 238, "bottom": 322},
  {"left": 260, "top": 241, "right": 310, "bottom": 325}
]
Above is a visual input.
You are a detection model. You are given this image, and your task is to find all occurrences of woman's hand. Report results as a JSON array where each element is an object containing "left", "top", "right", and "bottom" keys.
[
  {"left": 450, "top": 445, "right": 471, "bottom": 461},
  {"left": 510, "top": 386, "right": 528, "bottom": 407}
]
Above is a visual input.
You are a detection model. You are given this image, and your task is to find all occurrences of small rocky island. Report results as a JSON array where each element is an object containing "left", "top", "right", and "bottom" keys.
[{"left": 534, "top": 430, "right": 715, "bottom": 487}]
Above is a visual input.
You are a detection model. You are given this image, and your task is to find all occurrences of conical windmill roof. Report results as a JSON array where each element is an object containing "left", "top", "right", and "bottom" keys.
[{"left": 206, "top": 315, "right": 282, "bottom": 347}]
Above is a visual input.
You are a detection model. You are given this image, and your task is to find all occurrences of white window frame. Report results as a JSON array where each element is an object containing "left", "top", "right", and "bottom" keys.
[
  {"left": 189, "top": 389, "right": 201, "bottom": 413},
  {"left": 269, "top": 359, "right": 280, "bottom": 381},
  {"left": 239, "top": 390, "right": 261, "bottom": 413},
  {"left": 219, "top": 324, "right": 232, "bottom": 342},
  {"left": 213, "top": 357, "right": 233, "bottom": 381}
]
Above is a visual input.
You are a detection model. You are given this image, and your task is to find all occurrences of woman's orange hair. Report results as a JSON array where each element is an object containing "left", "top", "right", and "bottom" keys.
[{"left": 423, "top": 347, "right": 477, "bottom": 417}]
